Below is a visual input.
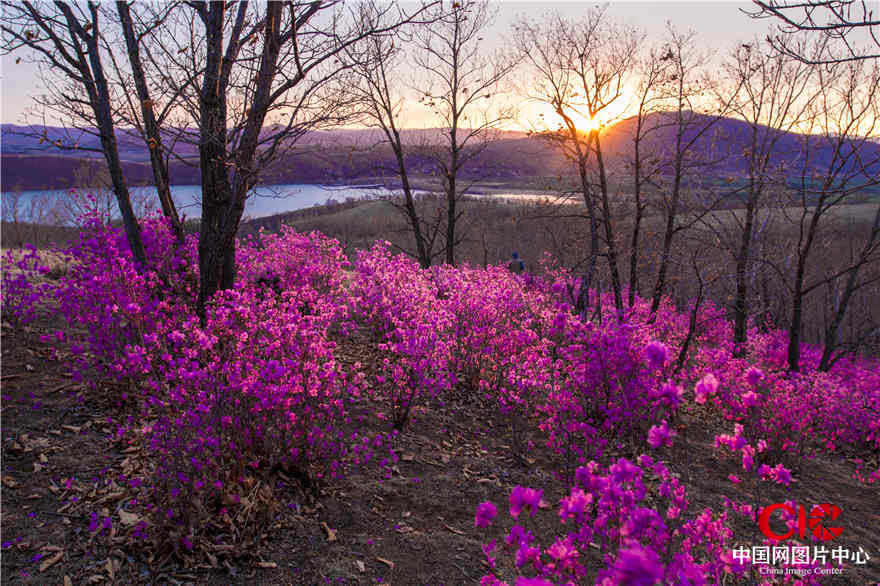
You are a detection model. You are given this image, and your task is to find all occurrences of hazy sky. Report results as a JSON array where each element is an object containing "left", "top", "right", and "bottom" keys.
[{"left": 0, "top": 0, "right": 762, "bottom": 126}]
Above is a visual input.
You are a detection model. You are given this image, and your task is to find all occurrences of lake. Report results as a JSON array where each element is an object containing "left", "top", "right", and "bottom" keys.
[
  {"left": 1, "top": 183, "right": 562, "bottom": 225},
  {"left": 1, "top": 183, "right": 396, "bottom": 223}
]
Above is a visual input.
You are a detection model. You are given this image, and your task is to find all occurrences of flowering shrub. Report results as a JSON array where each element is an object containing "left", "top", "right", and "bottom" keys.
[
  {"left": 4, "top": 212, "right": 391, "bottom": 550},
  {"left": 477, "top": 456, "right": 746, "bottom": 585},
  {"left": 4, "top": 199, "right": 879, "bottom": 570},
  {"left": 1, "top": 244, "right": 54, "bottom": 325}
]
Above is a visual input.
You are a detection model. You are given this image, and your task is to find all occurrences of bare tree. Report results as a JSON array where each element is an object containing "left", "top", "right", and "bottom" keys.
[
  {"left": 625, "top": 42, "right": 671, "bottom": 307},
  {"left": 784, "top": 58, "right": 880, "bottom": 371},
  {"left": 137, "top": 0, "right": 435, "bottom": 314},
  {"left": 414, "top": 0, "right": 517, "bottom": 267},
  {"left": 514, "top": 7, "right": 640, "bottom": 314},
  {"left": 113, "top": 0, "right": 183, "bottom": 242},
  {"left": 1, "top": 0, "right": 147, "bottom": 264},
  {"left": 648, "top": 26, "right": 727, "bottom": 316},
  {"left": 348, "top": 18, "right": 437, "bottom": 268},
  {"left": 818, "top": 203, "right": 880, "bottom": 369},
  {"left": 712, "top": 40, "right": 816, "bottom": 353},
  {"left": 747, "top": 0, "right": 880, "bottom": 64}
]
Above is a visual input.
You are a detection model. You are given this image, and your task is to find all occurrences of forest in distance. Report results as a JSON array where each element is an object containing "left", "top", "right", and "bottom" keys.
[{"left": 2, "top": 0, "right": 880, "bottom": 585}]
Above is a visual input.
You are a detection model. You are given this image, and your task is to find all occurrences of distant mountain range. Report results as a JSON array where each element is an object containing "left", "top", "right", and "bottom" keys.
[{"left": 2, "top": 115, "right": 878, "bottom": 191}]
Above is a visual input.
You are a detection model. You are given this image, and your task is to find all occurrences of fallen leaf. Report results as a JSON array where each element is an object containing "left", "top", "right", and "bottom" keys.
[
  {"left": 2, "top": 475, "right": 17, "bottom": 488},
  {"left": 376, "top": 556, "right": 395, "bottom": 569},
  {"left": 355, "top": 560, "right": 365, "bottom": 573},
  {"left": 401, "top": 453, "right": 414, "bottom": 462},
  {"left": 39, "top": 453, "right": 48, "bottom": 464},
  {"left": 33, "top": 462, "right": 43, "bottom": 473},
  {"left": 39, "top": 550, "right": 63, "bottom": 572},
  {"left": 257, "top": 561, "right": 277, "bottom": 568},
  {"left": 64, "top": 576, "right": 73, "bottom": 586},
  {"left": 444, "top": 523, "right": 465, "bottom": 535},
  {"left": 321, "top": 521, "right": 337, "bottom": 542},
  {"left": 117, "top": 509, "right": 140, "bottom": 526}
]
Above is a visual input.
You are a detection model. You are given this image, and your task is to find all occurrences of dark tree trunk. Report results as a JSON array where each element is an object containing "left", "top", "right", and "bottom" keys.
[
  {"left": 196, "top": 2, "right": 232, "bottom": 314},
  {"left": 650, "top": 109, "right": 684, "bottom": 315},
  {"left": 197, "top": 1, "right": 282, "bottom": 315},
  {"left": 575, "top": 153, "right": 600, "bottom": 318},
  {"left": 57, "top": 2, "right": 146, "bottom": 266},
  {"left": 788, "top": 203, "right": 821, "bottom": 372},
  {"left": 593, "top": 131, "right": 623, "bottom": 313},
  {"left": 445, "top": 172, "right": 457, "bottom": 266},
  {"left": 393, "top": 141, "right": 430, "bottom": 268},
  {"left": 819, "top": 204, "right": 880, "bottom": 370},
  {"left": 628, "top": 125, "right": 644, "bottom": 308},
  {"left": 117, "top": 0, "right": 183, "bottom": 243},
  {"left": 733, "top": 190, "right": 757, "bottom": 355},
  {"left": 788, "top": 264, "right": 805, "bottom": 372}
]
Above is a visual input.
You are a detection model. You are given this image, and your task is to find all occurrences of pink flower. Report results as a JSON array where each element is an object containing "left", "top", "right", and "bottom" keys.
[
  {"left": 760, "top": 463, "right": 792, "bottom": 486},
  {"left": 515, "top": 543, "right": 542, "bottom": 569},
  {"left": 644, "top": 341, "right": 669, "bottom": 369},
  {"left": 611, "top": 543, "right": 665, "bottom": 586},
  {"left": 694, "top": 373, "right": 719, "bottom": 404},
  {"left": 509, "top": 486, "right": 543, "bottom": 518},
  {"left": 647, "top": 420, "right": 675, "bottom": 449},
  {"left": 740, "top": 390, "right": 759, "bottom": 408},
  {"left": 654, "top": 381, "right": 684, "bottom": 407},
  {"left": 547, "top": 536, "right": 579, "bottom": 571},
  {"left": 475, "top": 501, "right": 497, "bottom": 528},
  {"left": 741, "top": 447, "right": 755, "bottom": 472},
  {"left": 728, "top": 474, "right": 741, "bottom": 484},
  {"left": 559, "top": 488, "right": 592, "bottom": 522},
  {"left": 745, "top": 366, "right": 764, "bottom": 386},
  {"left": 482, "top": 538, "right": 497, "bottom": 569}
]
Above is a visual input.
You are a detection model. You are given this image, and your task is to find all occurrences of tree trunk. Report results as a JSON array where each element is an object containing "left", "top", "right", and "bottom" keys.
[
  {"left": 196, "top": 3, "right": 231, "bottom": 315},
  {"left": 733, "top": 191, "right": 757, "bottom": 354},
  {"left": 576, "top": 154, "right": 600, "bottom": 318},
  {"left": 392, "top": 140, "right": 430, "bottom": 267},
  {"left": 83, "top": 13, "right": 146, "bottom": 266},
  {"left": 819, "top": 204, "right": 880, "bottom": 370},
  {"left": 788, "top": 205, "right": 821, "bottom": 372},
  {"left": 117, "top": 0, "right": 183, "bottom": 243},
  {"left": 593, "top": 131, "right": 623, "bottom": 313},
  {"left": 788, "top": 263, "right": 805, "bottom": 372},
  {"left": 649, "top": 112, "right": 684, "bottom": 315},
  {"left": 628, "top": 128, "right": 644, "bottom": 308}
]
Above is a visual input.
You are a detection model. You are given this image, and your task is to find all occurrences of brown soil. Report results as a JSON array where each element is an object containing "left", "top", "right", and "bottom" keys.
[{"left": 1, "top": 318, "right": 878, "bottom": 585}]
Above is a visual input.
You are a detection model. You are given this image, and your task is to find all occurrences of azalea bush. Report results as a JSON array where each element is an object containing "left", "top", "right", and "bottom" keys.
[
  {"left": 476, "top": 456, "right": 747, "bottom": 585},
  {"left": 3, "top": 198, "right": 879, "bottom": 575}
]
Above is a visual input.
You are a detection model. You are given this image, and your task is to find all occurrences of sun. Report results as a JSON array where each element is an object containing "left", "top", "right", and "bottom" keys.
[
  {"left": 526, "top": 102, "right": 628, "bottom": 135},
  {"left": 573, "top": 112, "right": 601, "bottom": 133}
]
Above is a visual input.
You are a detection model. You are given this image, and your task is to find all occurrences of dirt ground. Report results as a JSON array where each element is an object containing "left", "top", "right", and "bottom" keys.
[{"left": 2, "top": 316, "right": 878, "bottom": 585}]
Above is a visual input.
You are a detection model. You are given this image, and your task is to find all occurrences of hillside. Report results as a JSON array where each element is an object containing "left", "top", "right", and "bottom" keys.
[
  {"left": 2, "top": 220, "right": 878, "bottom": 584},
  {"left": 4, "top": 116, "right": 878, "bottom": 192}
]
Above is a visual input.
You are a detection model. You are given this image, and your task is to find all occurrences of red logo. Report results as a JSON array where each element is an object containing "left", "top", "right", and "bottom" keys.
[{"left": 758, "top": 503, "right": 843, "bottom": 541}]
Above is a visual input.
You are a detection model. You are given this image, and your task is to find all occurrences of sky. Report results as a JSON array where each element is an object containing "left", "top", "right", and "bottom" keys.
[{"left": 0, "top": 0, "right": 764, "bottom": 127}]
